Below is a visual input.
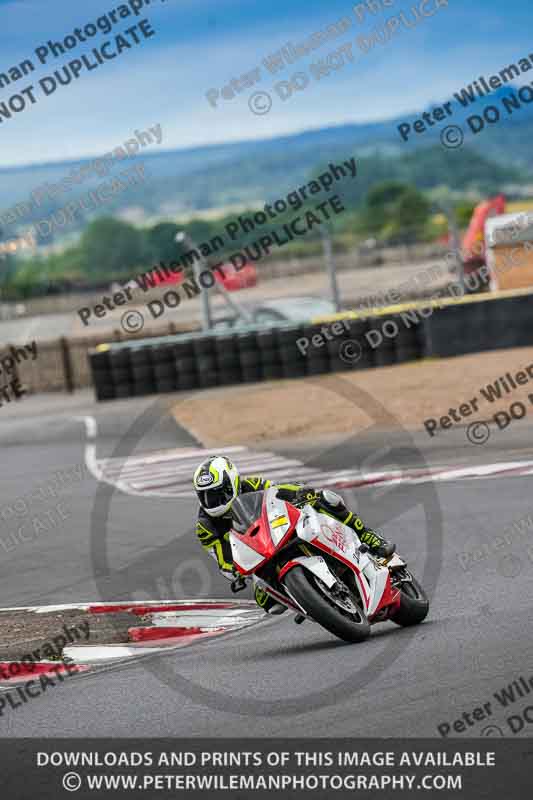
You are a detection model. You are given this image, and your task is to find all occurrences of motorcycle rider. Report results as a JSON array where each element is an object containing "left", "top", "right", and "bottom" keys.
[{"left": 194, "top": 455, "right": 395, "bottom": 614}]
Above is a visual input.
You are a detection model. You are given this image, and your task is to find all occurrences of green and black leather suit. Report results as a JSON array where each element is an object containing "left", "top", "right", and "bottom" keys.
[{"left": 196, "top": 475, "right": 389, "bottom": 611}]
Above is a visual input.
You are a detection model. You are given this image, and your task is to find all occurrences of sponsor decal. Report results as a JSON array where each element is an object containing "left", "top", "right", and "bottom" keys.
[{"left": 321, "top": 523, "right": 347, "bottom": 553}]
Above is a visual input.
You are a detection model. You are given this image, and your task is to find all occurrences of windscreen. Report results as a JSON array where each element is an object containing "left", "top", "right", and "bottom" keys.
[{"left": 231, "top": 491, "right": 264, "bottom": 533}]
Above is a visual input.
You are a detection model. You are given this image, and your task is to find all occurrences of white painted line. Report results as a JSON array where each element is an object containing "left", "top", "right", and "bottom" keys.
[
  {"left": 63, "top": 644, "right": 172, "bottom": 663},
  {"left": 98, "top": 445, "right": 247, "bottom": 472},
  {"left": 151, "top": 609, "right": 265, "bottom": 629},
  {"left": 9, "top": 604, "right": 91, "bottom": 614},
  {"left": 75, "top": 412, "right": 533, "bottom": 499},
  {"left": 74, "top": 415, "right": 177, "bottom": 498},
  {"left": 74, "top": 415, "right": 103, "bottom": 483},
  {"left": 102, "top": 457, "right": 306, "bottom": 481},
  {"left": 0, "top": 600, "right": 248, "bottom": 614}
]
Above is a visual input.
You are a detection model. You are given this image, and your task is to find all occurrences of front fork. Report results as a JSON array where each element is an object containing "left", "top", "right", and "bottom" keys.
[
  {"left": 229, "top": 571, "right": 305, "bottom": 615},
  {"left": 253, "top": 574, "right": 307, "bottom": 614}
]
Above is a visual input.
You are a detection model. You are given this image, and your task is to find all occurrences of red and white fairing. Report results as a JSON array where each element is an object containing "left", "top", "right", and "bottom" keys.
[
  {"left": 294, "top": 504, "right": 402, "bottom": 617},
  {"left": 230, "top": 489, "right": 300, "bottom": 574},
  {"left": 229, "top": 487, "right": 402, "bottom": 620}
]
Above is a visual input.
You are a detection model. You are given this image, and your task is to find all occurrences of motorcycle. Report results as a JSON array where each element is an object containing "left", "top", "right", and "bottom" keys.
[{"left": 228, "top": 487, "right": 429, "bottom": 643}]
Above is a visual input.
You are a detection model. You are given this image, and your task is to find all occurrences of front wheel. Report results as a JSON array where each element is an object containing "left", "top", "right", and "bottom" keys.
[
  {"left": 283, "top": 567, "right": 370, "bottom": 643},
  {"left": 389, "top": 574, "right": 429, "bottom": 627}
]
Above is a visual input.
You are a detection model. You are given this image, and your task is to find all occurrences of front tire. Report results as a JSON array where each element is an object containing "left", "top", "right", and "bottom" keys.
[
  {"left": 283, "top": 567, "right": 370, "bottom": 643},
  {"left": 390, "top": 575, "right": 429, "bottom": 627}
]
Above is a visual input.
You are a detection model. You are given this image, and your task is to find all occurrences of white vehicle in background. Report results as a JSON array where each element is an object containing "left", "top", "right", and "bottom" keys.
[{"left": 214, "top": 296, "right": 337, "bottom": 329}]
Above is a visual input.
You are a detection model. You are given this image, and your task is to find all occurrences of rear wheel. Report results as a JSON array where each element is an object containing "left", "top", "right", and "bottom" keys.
[
  {"left": 390, "top": 574, "right": 429, "bottom": 627},
  {"left": 283, "top": 567, "right": 370, "bottom": 643}
]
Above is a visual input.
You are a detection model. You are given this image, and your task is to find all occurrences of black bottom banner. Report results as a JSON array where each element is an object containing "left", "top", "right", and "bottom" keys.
[{"left": 2, "top": 738, "right": 531, "bottom": 799}]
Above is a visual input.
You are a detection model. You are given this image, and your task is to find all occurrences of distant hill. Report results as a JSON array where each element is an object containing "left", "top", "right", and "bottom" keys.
[{"left": 1, "top": 84, "right": 531, "bottom": 241}]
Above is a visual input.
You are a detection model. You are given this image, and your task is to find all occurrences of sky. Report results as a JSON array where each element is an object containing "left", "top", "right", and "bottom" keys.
[{"left": 0, "top": 0, "right": 530, "bottom": 167}]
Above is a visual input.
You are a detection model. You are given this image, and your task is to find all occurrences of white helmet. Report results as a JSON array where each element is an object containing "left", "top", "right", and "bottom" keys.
[{"left": 193, "top": 455, "right": 240, "bottom": 517}]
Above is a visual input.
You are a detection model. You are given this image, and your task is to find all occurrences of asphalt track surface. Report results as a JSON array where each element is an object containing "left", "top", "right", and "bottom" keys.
[{"left": 1, "top": 390, "right": 532, "bottom": 739}]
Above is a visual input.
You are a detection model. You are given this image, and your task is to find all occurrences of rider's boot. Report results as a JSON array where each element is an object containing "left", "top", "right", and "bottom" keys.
[
  {"left": 359, "top": 529, "right": 396, "bottom": 559},
  {"left": 254, "top": 585, "right": 287, "bottom": 615}
]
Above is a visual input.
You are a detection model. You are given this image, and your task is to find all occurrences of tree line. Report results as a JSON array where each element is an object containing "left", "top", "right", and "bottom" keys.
[{"left": 1, "top": 181, "right": 476, "bottom": 299}]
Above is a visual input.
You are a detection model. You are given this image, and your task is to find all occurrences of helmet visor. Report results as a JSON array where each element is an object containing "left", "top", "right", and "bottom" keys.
[{"left": 197, "top": 473, "right": 235, "bottom": 511}]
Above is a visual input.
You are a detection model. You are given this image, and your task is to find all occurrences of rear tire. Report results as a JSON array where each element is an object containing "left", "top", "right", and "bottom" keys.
[
  {"left": 390, "top": 575, "right": 429, "bottom": 627},
  {"left": 283, "top": 567, "right": 370, "bottom": 643}
]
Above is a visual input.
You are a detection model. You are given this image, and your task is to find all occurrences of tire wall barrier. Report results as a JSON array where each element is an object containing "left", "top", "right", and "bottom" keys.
[
  {"left": 88, "top": 291, "right": 533, "bottom": 401},
  {"left": 423, "top": 293, "right": 533, "bottom": 358},
  {"left": 89, "top": 322, "right": 383, "bottom": 401}
]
